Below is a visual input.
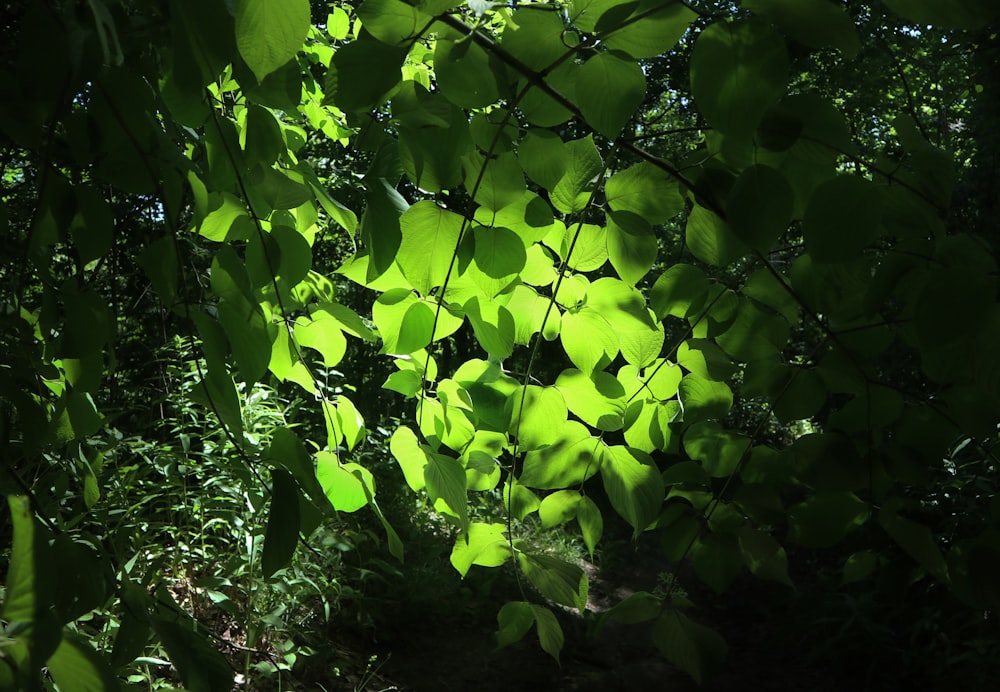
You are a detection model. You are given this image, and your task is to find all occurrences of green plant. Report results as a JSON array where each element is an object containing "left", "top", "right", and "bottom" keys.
[{"left": 2, "top": 0, "right": 1000, "bottom": 688}]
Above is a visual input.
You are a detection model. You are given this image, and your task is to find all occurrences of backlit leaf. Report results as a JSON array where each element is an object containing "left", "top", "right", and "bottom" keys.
[
  {"left": 235, "top": 0, "right": 310, "bottom": 82},
  {"left": 397, "top": 201, "right": 464, "bottom": 296},
  {"left": 606, "top": 161, "right": 684, "bottom": 225},
  {"left": 575, "top": 51, "right": 646, "bottom": 139},
  {"left": 742, "top": 0, "right": 861, "bottom": 57},
  {"left": 451, "top": 523, "right": 511, "bottom": 577},
  {"left": 601, "top": 445, "right": 665, "bottom": 535}
]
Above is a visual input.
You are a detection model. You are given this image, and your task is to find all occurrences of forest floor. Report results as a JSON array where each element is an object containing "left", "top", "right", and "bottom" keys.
[{"left": 294, "top": 536, "right": 895, "bottom": 692}]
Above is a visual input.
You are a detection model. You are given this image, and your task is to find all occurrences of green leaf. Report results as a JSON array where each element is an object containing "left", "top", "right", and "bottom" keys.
[
  {"left": 802, "top": 176, "right": 883, "bottom": 263},
  {"left": 787, "top": 492, "right": 868, "bottom": 548},
  {"left": 372, "top": 289, "right": 436, "bottom": 355},
  {"left": 397, "top": 201, "right": 464, "bottom": 296},
  {"left": 454, "top": 359, "right": 520, "bottom": 432},
  {"left": 601, "top": 591, "right": 663, "bottom": 626},
  {"left": 518, "top": 129, "right": 567, "bottom": 192},
  {"left": 294, "top": 315, "right": 346, "bottom": 369},
  {"left": 507, "top": 385, "right": 569, "bottom": 451},
  {"left": 555, "top": 369, "right": 627, "bottom": 431},
  {"left": 575, "top": 51, "right": 646, "bottom": 139},
  {"left": 265, "top": 428, "right": 329, "bottom": 510},
  {"left": 137, "top": 236, "right": 179, "bottom": 306},
  {"left": 425, "top": 453, "right": 469, "bottom": 531},
  {"left": 336, "top": 396, "right": 366, "bottom": 451},
  {"left": 48, "top": 392, "right": 105, "bottom": 446},
  {"left": 251, "top": 167, "right": 312, "bottom": 210},
  {"left": 361, "top": 178, "right": 409, "bottom": 282},
  {"left": 600, "top": 1, "right": 697, "bottom": 58},
  {"left": 58, "top": 289, "right": 115, "bottom": 358},
  {"left": 468, "top": 225, "right": 526, "bottom": 298},
  {"left": 650, "top": 264, "right": 710, "bottom": 320},
  {"left": 235, "top": 0, "right": 310, "bottom": 82},
  {"left": 742, "top": 0, "right": 860, "bottom": 57},
  {"left": 518, "top": 553, "right": 588, "bottom": 611},
  {"left": 390, "top": 426, "right": 429, "bottom": 492},
  {"left": 451, "top": 523, "right": 511, "bottom": 577},
  {"left": 842, "top": 550, "right": 878, "bottom": 585},
  {"left": 693, "top": 532, "right": 744, "bottom": 594},
  {"left": 577, "top": 496, "right": 604, "bottom": 557},
  {"left": 215, "top": 298, "right": 271, "bottom": 387},
  {"left": 197, "top": 192, "right": 248, "bottom": 242},
  {"left": 502, "top": 8, "right": 568, "bottom": 70},
  {"left": 690, "top": 18, "right": 788, "bottom": 141},
  {"left": 559, "top": 223, "right": 608, "bottom": 272},
  {"left": 298, "top": 163, "right": 358, "bottom": 236},
  {"left": 736, "top": 526, "right": 793, "bottom": 586},
  {"left": 463, "top": 151, "right": 526, "bottom": 213},
  {"left": 504, "top": 480, "right": 542, "bottom": 520},
  {"left": 881, "top": 0, "right": 1000, "bottom": 29},
  {"left": 520, "top": 421, "right": 601, "bottom": 489},
  {"left": 607, "top": 211, "right": 658, "bottom": 286},
  {"left": 211, "top": 247, "right": 272, "bottom": 385},
  {"left": 327, "top": 36, "right": 407, "bottom": 111},
  {"left": 357, "top": 0, "right": 432, "bottom": 46},
  {"left": 677, "top": 339, "right": 737, "bottom": 381},
  {"left": 46, "top": 630, "right": 120, "bottom": 692},
  {"left": 435, "top": 38, "right": 499, "bottom": 109},
  {"left": 496, "top": 601, "right": 535, "bottom": 649},
  {"left": 624, "top": 399, "right": 678, "bottom": 453},
  {"left": 715, "top": 299, "right": 789, "bottom": 362},
  {"left": 317, "top": 453, "right": 370, "bottom": 513},
  {"left": 151, "top": 617, "right": 233, "bottom": 692},
  {"left": 244, "top": 104, "right": 285, "bottom": 167},
  {"left": 606, "top": 161, "right": 684, "bottom": 225},
  {"left": 367, "top": 497, "right": 405, "bottom": 563},
  {"left": 685, "top": 204, "right": 747, "bottom": 267},
  {"left": 463, "top": 296, "right": 515, "bottom": 359},
  {"left": 678, "top": 374, "right": 733, "bottom": 424},
  {"left": 68, "top": 184, "right": 113, "bottom": 264},
  {"left": 879, "top": 502, "right": 950, "bottom": 581},
  {"left": 601, "top": 445, "right": 665, "bottom": 535},
  {"left": 398, "top": 102, "right": 473, "bottom": 191},
  {"left": 652, "top": 610, "right": 728, "bottom": 685},
  {"left": 539, "top": 490, "right": 583, "bottom": 528},
  {"left": 683, "top": 421, "right": 752, "bottom": 478},
  {"left": 726, "top": 164, "right": 793, "bottom": 251},
  {"left": 560, "top": 308, "right": 619, "bottom": 374},
  {"left": 550, "top": 135, "right": 604, "bottom": 215},
  {"left": 531, "top": 604, "right": 565, "bottom": 664},
  {"left": 261, "top": 469, "right": 300, "bottom": 578},
  {"left": 3, "top": 496, "right": 61, "bottom": 671}
]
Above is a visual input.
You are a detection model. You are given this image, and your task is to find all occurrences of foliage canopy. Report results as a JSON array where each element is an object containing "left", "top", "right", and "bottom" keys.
[{"left": 2, "top": 0, "right": 1000, "bottom": 688}]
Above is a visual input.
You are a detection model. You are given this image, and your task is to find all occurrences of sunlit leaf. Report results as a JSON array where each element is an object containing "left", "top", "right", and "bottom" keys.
[
  {"left": 600, "top": 445, "right": 665, "bottom": 535},
  {"left": 451, "top": 523, "right": 511, "bottom": 577}
]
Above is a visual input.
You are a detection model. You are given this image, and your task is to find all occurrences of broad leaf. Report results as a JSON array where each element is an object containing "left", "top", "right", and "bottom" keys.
[
  {"left": 235, "top": 0, "right": 310, "bottom": 82},
  {"left": 652, "top": 610, "right": 728, "bottom": 685},
  {"left": 575, "top": 52, "right": 646, "bottom": 138},
  {"left": 397, "top": 201, "right": 464, "bottom": 296},
  {"left": 261, "top": 469, "right": 300, "bottom": 578},
  {"left": 451, "top": 523, "right": 511, "bottom": 577},
  {"left": 600, "top": 445, "right": 665, "bottom": 535}
]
